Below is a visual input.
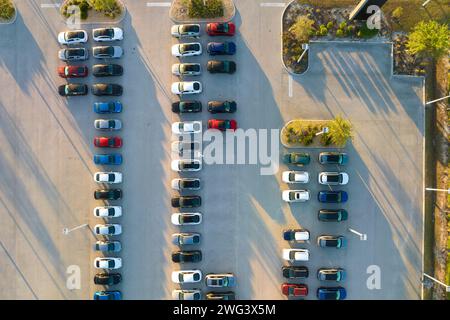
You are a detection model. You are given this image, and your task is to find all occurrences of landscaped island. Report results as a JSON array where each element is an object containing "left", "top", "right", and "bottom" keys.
[
  {"left": 61, "top": 0, "right": 125, "bottom": 21},
  {"left": 170, "top": 0, "right": 235, "bottom": 22},
  {"left": 0, "top": 0, "right": 16, "bottom": 23}
]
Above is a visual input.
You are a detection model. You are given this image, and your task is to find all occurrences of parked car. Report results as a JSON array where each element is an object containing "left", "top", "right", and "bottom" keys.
[
  {"left": 94, "top": 257, "right": 122, "bottom": 270},
  {"left": 57, "top": 65, "right": 88, "bottom": 78},
  {"left": 93, "top": 291, "right": 122, "bottom": 300},
  {"left": 172, "top": 232, "right": 201, "bottom": 246},
  {"left": 283, "top": 152, "right": 310, "bottom": 166},
  {"left": 58, "top": 84, "right": 88, "bottom": 96},
  {"left": 206, "top": 22, "right": 235, "bottom": 36},
  {"left": 93, "top": 153, "right": 123, "bottom": 165},
  {"left": 318, "top": 209, "right": 348, "bottom": 222},
  {"left": 172, "top": 250, "right": 202, "bottom": 263},
  {"left": 171, "top": 159, "right": 202, "bottom": 172},
  {"left": 172, "top": 121, "right": 202, "bottom": 134},
  {"left": 282, "top": 190, "right": 310, "bottom": 202},
  {"left": 318, "top": 191, "right": 348, "bottom": 203},
  {"left": 94, "top": 136, "right": 122, "bottom": 148},
  {"left": 171, "top": 178, "right": 201, "bottom": 191},
  {"left": 171, "top": 212, "right": 202, "bottom": 226},
  {"left": 94, "top": 240, "right": 122, "bottom": 252},
  {"left": 94, "top": 224, "right": 122, "bottom": 236},
  {"left": 172, "top": 63, "right": 201, "bottom": 76},
  {"left": 94, "top": 189, "right": 122, "bottom": 200},
  {"left": 94, "top": 273, "right": 122, "bottom": 285},
  {"left": 92, "top": 84, "right": 123, "bottom": 96},
  {"left": 94, "top": 171, "right": 122, "bottom": 184},
  {"left": 207, "top": 41, "right": 236, "bottom": 55},
  {"left": 281, "top": 283, "right": 308, "bottom": 297},
  {"left": 282, "top": 266, "right": 309, "bottom": 279},
  {"left": 317, "top": 268, "right": 346, "bottom": 282},
  {"left": 93, "top": 27, "right": 123, "bottom": 42},
  {"left": 207, "top": 100, "right": 236, "bottom": 113},
  {"left": 93, "top": 206, "right": 122, "bottom": 218},
  {"left": 317, "top": 235, "right": 347, "bottom": 248},
  {"left": 282, "top": 249, "right": 309, "bottom": 262},
  {"left": 93, "top": 64, "right": 123, "bottom": 77},
  {"left": 172, "top": 289, "right": 201, "bottom": 300},
  {"left": 58, "top": 48, "right": 88, "bottom": 61},
  {"left": 171, "top": 141, "right": 200, "bottom": 155},
  {"left": 171, "top": 24, "right": 201, "bottom": 38},
  {"left": 207, "top": 119, "right": 237, "bottom": 131},
  {"left": 93, "top": 45, "right": 123, "bottom": 59},
  {"left": 171, "top": 81, "right": 202, "bottom": 95},
  {"left": 171, "top": 196, "right": 201, "bottom": 208},
  {"left": 58, "top": 30, "right": 88, "bottom": 45},
  {"left": 171, "top": 101, "right": 202, "bottom": 113},
  {"left": 206, "top": 292, "right": 235, "bottom": 300},
  {"left": 171, "top": 270, "right": 202, "bottom": 283},
  {"left": 94, "top": 101, "right": 122, "bottom": 114},
  {"left": 205, "top": 273, "right": 235, "bottom": 288},
  {"left": 281, "top": 171, "right": 309, "bottom": 183},
  {"left": 318, "top": 152, "right": 348, "bottom": 165},
  {"left": 207, "top": 60, "right": 236, "bottom": 74},
  {"left": 94, "top": 119, "right": 122, "bottom": 131},
  {"left": 171, "top": 43, "right": 202, "bottom": 57},
  {"left": 283, "top": 229, "right": 310, "bottom": 242},
  {"left": 317, "top": 287, "right": 347, "bottom": 300},
  {"left": 318, "top": 172, "right": 349, "bottom": 185}
]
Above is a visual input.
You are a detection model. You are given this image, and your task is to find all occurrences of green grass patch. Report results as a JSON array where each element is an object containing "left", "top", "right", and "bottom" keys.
[{"left": 187, "top": 0, "right": 224, "bottom": 19}]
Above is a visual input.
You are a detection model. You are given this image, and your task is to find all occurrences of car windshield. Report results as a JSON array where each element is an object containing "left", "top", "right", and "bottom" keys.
[
  {"left": 193, "top": 82, "right": 200, "bottom": 90},
  {"left": 288, "top": 173, "right": 296, "bottom": 181},
  {"left": 108, "top": 138, "right": 114, "bottom": 146},
  {"left": 107, "top": 174, "right": 115, "bottom": 181}
]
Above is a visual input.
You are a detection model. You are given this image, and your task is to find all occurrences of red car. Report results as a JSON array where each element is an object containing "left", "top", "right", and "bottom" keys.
[
  {"left": 206, "top": 22, "right": 235, "bottom": 36},
  {"left": 57, "top": 65, "right": 88, "bottom": 78},
  {"left": 208, "top": 119, "right": 237, "bottom": 131},
  {"left": 94, "top": 136, "right": 122, "bottom": 148},
  {"left": 281, "top": 283, "right": 308, "bottom": 297}
]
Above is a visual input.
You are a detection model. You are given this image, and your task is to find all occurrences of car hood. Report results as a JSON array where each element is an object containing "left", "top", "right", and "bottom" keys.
[
  {"left": 171, "top": 45, "right": 181, "bottom": 55},
  {"left": 57, "top": 32, "right": 66, "bottom": 43},
  {"left": 113, "top": 28, "right": 123, "bottom": 40}
]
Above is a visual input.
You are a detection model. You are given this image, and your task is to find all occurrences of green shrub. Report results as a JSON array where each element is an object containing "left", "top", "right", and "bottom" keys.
[
  {"left": 289, "top": 15, "right": 315, "bottom": 43},
  {"left": 318, "top": 25, "right": 328, "bottom": 36},
  {"left": 90, "top": 0, "right": 122, "bottom": 18},
  {"left": 79, "top": 1, "right": 90, "bottom": 19},
  {"left": 356, "top": 24, "right": 379, "bottom": 38},
  {"left": 326, "top": 21, "right": 333, "bottom": 30},
  {"left": 391, "top": 6, "right": 403, "bottom": 20},
  {"left": 336, "top": 29, "right": 344, "bottom": 37},
  {"left": 320, "top": 133, "right": 332, "bottom": 146},
  {"left": 339, "top": 21, "right": 347, "bottom": 29},
  {"left": 0, "top": 0, "right": 15, "bottom": 20},
  {"left": 188, "top": 0, "right": 224, "bottom": 18},
  {"left": 347, "top": 25, "right": 355, "bottom": 35}
]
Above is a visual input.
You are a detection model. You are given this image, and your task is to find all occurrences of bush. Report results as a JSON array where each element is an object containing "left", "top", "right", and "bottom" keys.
[
  {"left": 62, "top": 0, "right": 92, "bottom": 18},
  {"left": 336, "top": 29, "right": 344, "bottom": 37},
  {"left": 328, "top": 115, "right": 353, "bottom": 147},
  {"left": 356, "top": 24, "right": 379, "bottom": 38},
  {"left": 406, "top": 20, "right": 450, "bottom": 59},
  {"left": 320, "top": 133, "right": 332, "bottom": 146},
  {"left": 90, "top": 0, "right": 122, "bottom": 18},
  {"left": 188, "top": 0, "right": 224, "bottom": 18},
  {"left": 339, "top": 21, "right": 347, "bottom": 29},
  {"left": 79, "top": 1, "right": 90, "bottom": 19},
  {"left": 391, "top": 6, "right": 403, "bottom": 20},
  {"left": 289, "top": 15, "right": 315, "bottom": 43},
  {"left": 347, "top": 25, "right": 356, "bottom": 35},
  {"left": 318, "top": 25, "right": 328, "bottom": 36},
  {"left": 0, "top": 0, "right": 15, "bottom": 20},
  {"left": 326, "top": 21, "right": 334, "bottom": 30}
]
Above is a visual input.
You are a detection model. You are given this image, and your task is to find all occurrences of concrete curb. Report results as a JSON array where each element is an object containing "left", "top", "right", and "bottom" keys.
[
  {"left": 169, "top": 0, "right": 235, "bottom": 24},
  {"left": 0, "top": 1, "right": 17, "bottom": 25},
  {"left": 59, "top": 0, "right": 127, "bottom": 26}
]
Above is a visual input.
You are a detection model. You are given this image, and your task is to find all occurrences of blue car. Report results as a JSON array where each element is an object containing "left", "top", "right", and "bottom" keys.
[
  {"left": 317, "top": 287, "right": 346, "bottom": 300},
  {"left": 207, "top": 41, "right": 236, "bottom": 55},
  {"left": 318, "top": 191, "right": 348, "bottom": 203},
  {"left": 94, "top": 101, "right": 122, "bottom": 114},
  {"left": 93, "top": 290, "right": 122, "bottom": 300},
  {"left": 94, "top": 154, "right": 123, "bottom": 165}
]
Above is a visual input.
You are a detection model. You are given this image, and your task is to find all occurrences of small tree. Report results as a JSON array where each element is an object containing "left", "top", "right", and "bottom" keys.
[
  {"left": 0, "top": 0, "right": 15, "bottom": 20},
  {"left": 289, "top": 15, "right": 315, "bottom": 43},
  {"left": 406, "top": 20, "right": 449, "bottom": 60},
  {"left": 90, "top": 0, "right": 121, "bottom": 17},
  {"left": 328, "top": 115, "right": 353, "bottom": 147},
  {"left": 391, "top": 6, "right": 403, "bottom": 21}
]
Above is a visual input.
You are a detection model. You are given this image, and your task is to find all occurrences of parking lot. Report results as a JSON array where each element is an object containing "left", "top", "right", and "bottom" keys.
[{"left": 0, "top": 0, "right": 424, "bottom": 300}]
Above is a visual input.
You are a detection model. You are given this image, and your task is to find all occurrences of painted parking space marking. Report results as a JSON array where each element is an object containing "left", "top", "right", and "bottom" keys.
[
  {"left": 146, "top": 2, "right": 171, "bottom": 7},
  {"left": 288, "top": 74, "right": 293, "bottom": 97},
  {"left": 260, "top": 2, "right": 286, "bottom": 7},
  {"left": 41, "top": 3, "right": 60, "bottom": 8}
]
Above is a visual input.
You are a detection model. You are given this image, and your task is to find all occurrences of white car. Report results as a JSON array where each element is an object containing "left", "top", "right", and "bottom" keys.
[
  {"left": 282, "top": 171, "right": 309, "bottom": 184},
  {"left": 171, "top": 212, "right": 202, "bottom": 225},
  {"left": 93, "top": 206, "right": 122, "bottom": 218},
  {"left": 171, "top": 24, "right": 201, "bottom": 38},
  {"left": 171, "top": 63, "right": 201, "bottom": 76},
  {"left": 93, "top": 27, "right": 123, "bottom": 42},
  {"left": 58, "top": 30, "right": 88, "bottom": 45},
  {"left": 172, "top": 289, "right": 201, "bottom": 300},
  {"left": 171, "top": 178, "right": 201, "bottom": 191},
  {"left": 318, "top": 172, "right": 349, "bottom": 185},
  {"left": 94, "top": 171, "right": 122, "bottom": 184},
  {"left": 171, "top": 270, "right": 202, "bottom": 283},
  {"left": 94, "top": 119, "right": 122, "bottom": 131},
  {"left": 94, "top": 224, "right": 122, "bottom": 236},
  {"left": 171, "top": 43, "right": 202, "bottom": 57},
  {"left": 172, "top": 121, "right": 202, "bottom": 135},
  {"left": 282, "top": 249, "right": 310, "bottom": 262},
  {"left": 171, "top": 159, "right": 202, "bottom": 172},
  {"left": 282, "top": 190, "right": 310, "bottom": 202},
  {"left": 283, "top": 229, "right": 310, "bottom": 242},
  {"left": 94, "top": 257, "right": 122, "bottom": 270},
  {"left": 171, "top": 81, "right": 202, "bottom": 95}
]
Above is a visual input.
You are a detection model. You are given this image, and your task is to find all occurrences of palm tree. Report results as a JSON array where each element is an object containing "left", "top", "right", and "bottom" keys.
[{"left": 328, "top": 115, "right": 353, "bottom": 147}]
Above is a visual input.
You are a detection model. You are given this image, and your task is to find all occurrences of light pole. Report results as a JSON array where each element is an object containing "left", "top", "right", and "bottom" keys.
[
  {"left": 425, "top": 187, "right": 450, "bottom": 193},
  {"left": 315, "top": 127, "right": 329, "bottom": 136},
  {"left": 348, "top": 228, "right": 367, "bottom": 241},
  {"left": 425, "top": 94, "right": 450, "bottom": 105},
  {"left": 422, "top": 0, "right": 432, "bottom": 7},
  {"left": 297, "top": 44, "right": 309, "bottom": 63},
  {"left": 63, "top": 223, "right": 88, "bottom": 235},
  {"left": 422, "top": 273, "right": 450, "bottom": 292}
]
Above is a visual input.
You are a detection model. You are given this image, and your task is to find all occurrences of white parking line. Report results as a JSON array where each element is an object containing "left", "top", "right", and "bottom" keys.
[
  {"left": 146, "top": 2, "right": 171, "bottom": 7},
  {"left": 41, "top": 3, "right": 60, "bottom": 8},
  {"left": 260, "top": 2, "right": 286, "bottom": 7},
  {"left": 288, "top": 74, "right": 293, "bottom": 97}
]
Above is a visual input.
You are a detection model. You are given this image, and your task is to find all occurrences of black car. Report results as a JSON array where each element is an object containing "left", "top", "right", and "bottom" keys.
[
  {"left": 171, "top": 196, "right": 202, "bottom": 208},
  {"left": 94, "top": 189, "right": 122, "bottom": 200},
  {"left": 93, "top": 64, "right": 123, "bottom": 77},
  {"left": 172, "top": 100, "right": 202, "bottom": 113},
  {"left": 94, "top": 273, "right": 122, "bottom": 285},
  {"left": 207, "top": 100, "right": 237, "bottom": 113},
  {"left": 58, "top": 84, "right": 88, "bottom": 96},
  {"left": 206, "top": 292, "right": 236, "bottom": 300},
  {"left": 282, "top": 266, "right": 309, "bottom": 279},
  {"left": 207, "top": 60, "right": 236, "bottom": 74},
  {"left": 318, "top": 209, "right": 348, "bottom": 222},
  {"left": 171, "top": 250, "right": 202, "bottom": 263},
  {"left": 92, "top": 84, "right": 123, "bottom": 96}
]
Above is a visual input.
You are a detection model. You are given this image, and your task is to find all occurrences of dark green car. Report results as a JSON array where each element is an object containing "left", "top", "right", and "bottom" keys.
[{"left": 282, "top": 152, "right": 310, "bottom": 166}]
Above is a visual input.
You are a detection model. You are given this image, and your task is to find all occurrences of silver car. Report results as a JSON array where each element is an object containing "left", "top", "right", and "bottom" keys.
[
  {"left": 58, "top": 48, "right": 88, "bottom": 61},
  {"left": 93, "top": 46, "right": 123, "bottom": 59},
  {"left": 172, "top": 63, "right": 201, "bottom": 76},
  {"left": 172, "top": 232, "right": 201, "bottom": 246},
  {"left": 205, "top": 273, "right": 236, "bottom": 288},
  {"left": 171, "top": 178, "right": 201, "bottom": 191},
  {"left": 94, "top": 119, "right": 122, "bottom": 131},
  {"left": 94, "top": 240, "right": 122, "bottom": 252}
]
